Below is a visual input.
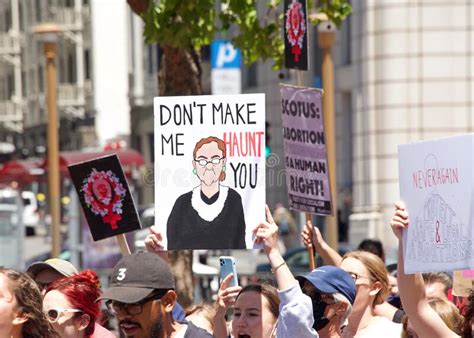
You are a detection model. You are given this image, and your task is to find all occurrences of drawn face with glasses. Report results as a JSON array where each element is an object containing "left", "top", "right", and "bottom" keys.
[{"left": 193, "top": 140, "right": 227, "bottom": 187}]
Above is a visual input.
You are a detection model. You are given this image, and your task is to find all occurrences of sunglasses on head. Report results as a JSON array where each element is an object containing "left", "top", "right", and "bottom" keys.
[{"left": 44, "top": 308, "right": 83, "bottom": 323}]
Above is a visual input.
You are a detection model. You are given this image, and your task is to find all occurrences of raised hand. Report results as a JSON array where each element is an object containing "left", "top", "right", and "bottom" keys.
[
  {"left": 253, "top": 205, "right": 279, "bottom": 255},
  {"left": 390, "top": 201, "right": 409, "bottom": 241},
  {"left": 144, "top": 225, "right": 168, "bottom": 261},
  {"left": 216, "top": 273, "right": 242, "bottom": 311}
]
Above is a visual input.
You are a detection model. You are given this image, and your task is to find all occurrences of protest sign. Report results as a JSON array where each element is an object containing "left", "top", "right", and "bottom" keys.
[
  {"left": 154, "top": 94, "right": 266, "bottom": 250},
  {"left": 280, "top": 85, "right": 332, "bottom": 215},
  {"left": 68, "top": 155, "right": 141, "bottom": 246},
  {"left": 284, "top": 0, "right": 308, "bottom": 70},
  {"left": 398, "top": 134, "right": 474, "bottom": 273}
]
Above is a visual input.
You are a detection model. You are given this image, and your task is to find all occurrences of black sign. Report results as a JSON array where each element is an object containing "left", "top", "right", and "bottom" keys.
[
  {"left": 68, "top": 155, "right": 141, "bottom": 241},
  {"left": 284, "top": 0, "right": 308, "bottom": 70}
]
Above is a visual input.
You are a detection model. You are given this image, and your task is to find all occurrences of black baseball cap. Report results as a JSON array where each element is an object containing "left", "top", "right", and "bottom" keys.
[{"left": 100, "top": 252, "right": 175, "bottom": 304}]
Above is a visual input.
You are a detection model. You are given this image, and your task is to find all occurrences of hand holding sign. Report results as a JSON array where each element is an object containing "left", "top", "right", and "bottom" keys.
[
  {"left": 390, "top": 201, "right": 409, "bottom": 242},
  {"left": 144, "top": 225, "right": 168, "bottom": 262}
]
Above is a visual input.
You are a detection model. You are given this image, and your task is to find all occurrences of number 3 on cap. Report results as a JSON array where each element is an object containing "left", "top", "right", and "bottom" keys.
[{"left": 117, "top": 268, "right": 127, "bottom": 281}]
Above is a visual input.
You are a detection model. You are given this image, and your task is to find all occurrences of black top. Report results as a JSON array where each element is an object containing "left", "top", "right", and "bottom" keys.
[
  {"left": 167, "top": 187, "right": 246, "bottom": 250},
  {"left": 182, "top": 320, "right": 214, "bottom": 338}
]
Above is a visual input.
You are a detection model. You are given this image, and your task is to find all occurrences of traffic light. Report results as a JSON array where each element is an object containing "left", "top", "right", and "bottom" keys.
[{"left": 265, "top": 121, "right": 271, "bottom": 158}]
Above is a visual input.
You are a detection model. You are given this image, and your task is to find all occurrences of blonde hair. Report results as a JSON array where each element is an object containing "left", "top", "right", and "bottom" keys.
[
  {"left": 402, "top": 298, "right": 464, "bottom": 337},
  {"left": 342, "top": 250, "right": 389, "bottom": 306}
]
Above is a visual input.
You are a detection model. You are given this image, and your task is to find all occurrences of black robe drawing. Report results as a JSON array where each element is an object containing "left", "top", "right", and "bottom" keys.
[{"left": 166, "top": 185, "right": 246, "bottom": 250}]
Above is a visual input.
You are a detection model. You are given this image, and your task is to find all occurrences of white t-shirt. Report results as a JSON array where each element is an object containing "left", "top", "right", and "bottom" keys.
[{"left": 343, "top": 316, "right": 402, "bottom": 338}]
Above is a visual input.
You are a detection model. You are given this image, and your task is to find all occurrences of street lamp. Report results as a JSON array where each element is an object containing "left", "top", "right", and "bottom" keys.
[
  {"left": 317, "top": 20, "right": 338, "bottom": 250},
  {"left": 33, "top": 23, "right": 62, "bottom": 258}
]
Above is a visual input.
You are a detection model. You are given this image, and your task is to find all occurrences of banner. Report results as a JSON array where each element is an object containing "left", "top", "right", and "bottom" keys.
[
  {"left": 154, "top": 94, "right": 266, "bottom": 250},
  {"left": 68, "top": 155, "right": 142, "bottom": 241},
  {"left": 280, "top": 85, "right": 332, "bottom": 215},
  {"left": 284, "top": 0, "right": 308, "bottom": 70},
  {"left": 398, "top": 134, "right": 474, "bottom": 273}
]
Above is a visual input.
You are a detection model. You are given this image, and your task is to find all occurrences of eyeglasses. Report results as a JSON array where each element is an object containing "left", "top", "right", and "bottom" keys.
[
  {"left": 44, "top": 308, "right": 83, "bottom": 323},
  {"left": 105, "top": 292, "right": 165, "bottom": 316},
  {"left": 194, "top": 157, "right": 225, "bottom": 166},
  {"left": 349, "top": 272, "right": 374, "bottom": 282}
]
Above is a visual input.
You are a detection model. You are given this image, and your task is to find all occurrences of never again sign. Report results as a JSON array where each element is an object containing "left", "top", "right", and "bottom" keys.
[
  {"left": 280, "top": 85, "right": 332, "bottom": 215},
  {"left": 154, "top": 94, "right": 266, "bottom": 250},
  {"left": 398, "top": 134, "right": 474, "bottom": 273}
]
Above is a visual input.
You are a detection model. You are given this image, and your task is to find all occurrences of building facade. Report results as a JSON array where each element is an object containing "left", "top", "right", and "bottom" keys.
[{"left": 0, "top": 0, "right": 132, "bottom": 158}]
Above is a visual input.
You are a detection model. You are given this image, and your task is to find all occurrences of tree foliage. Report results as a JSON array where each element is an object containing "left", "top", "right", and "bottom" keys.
[{"left": 140, "top": 0, "right": 351, "bottom": 70}]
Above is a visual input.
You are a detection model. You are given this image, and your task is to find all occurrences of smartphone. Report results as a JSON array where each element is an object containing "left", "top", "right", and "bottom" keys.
[{"left": 219, "top": 256, "right": 238, "bottom": 287}]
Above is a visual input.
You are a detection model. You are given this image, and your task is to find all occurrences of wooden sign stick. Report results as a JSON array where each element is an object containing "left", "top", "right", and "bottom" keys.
[
  {"left": 116, "top": 234, "right": 131, "bottom": 256},
  {"left": 306, "top": 212, "right": 316, "bottom": 270}
]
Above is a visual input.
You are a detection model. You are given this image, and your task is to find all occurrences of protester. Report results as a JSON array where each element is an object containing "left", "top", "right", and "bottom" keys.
[
  {"left": 422, "top": 272, "right": 452, "bottom": 300},
  {"left": 214, "top": 273, "right": 279, "bottom": 338},
  {"left": 273, "top": 203, "right": 298, "bottom": 251},
  {"left": 26, "top": 258, "right": 116, "bottom": 337},
  {"left": 26, "top": 258, "right": 78, "bottom": 295},
  {"left": 43, "top": 270, "right": 103, "bottom": 338},
  {"left": 339, "top": 250, "right": 402, "bottom": 337},
  {"left": 0, "top": 267, "right": 57, "bottom": 338},
  {"left": 185, "top": 303, "right": 217, "bottom": 335},
  {"left": 391, "top": 201, "right": 460, "bottom": 338},
  {"left": 357, "top": 239, "right": 385, "bottom": 263},
  {"left": 301, "top": 222, "right": 404, "bottom": 324},
  {"left": 251, "top": 205, "right": 336, "bottom": 337},
  {"left": 296, "top": 266, "right": 356, "bottom": 338},
  {"left": 401, "top": 297, "right": 464, "bottom": 338},
  {"left": 100, "top": 252, "right": 212, "bottom": 338}
]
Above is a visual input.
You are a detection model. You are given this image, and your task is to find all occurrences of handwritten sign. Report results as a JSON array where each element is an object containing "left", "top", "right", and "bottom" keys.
[
  {"left": 154, "top": 94, "right": 266, "bottom": 250},
  {"left": 68, "top": 155, "right": 141, "bottom": 241},
  {"left": 398, "top": 134, "right": 473, "bottom": 273},
  {"left": 280, "top": 85, "right": 332, "bottom": 215}
]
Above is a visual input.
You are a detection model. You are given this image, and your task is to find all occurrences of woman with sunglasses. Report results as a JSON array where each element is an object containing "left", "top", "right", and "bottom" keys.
[
  {"left": 339, "top": 250, "right": 402, "bottom": 337},
  {"left": 43, "top": 270, "right": 103, "bottom": 338},
  {"left": 0, "top": 267, "right": 57, "bottom": 338}
]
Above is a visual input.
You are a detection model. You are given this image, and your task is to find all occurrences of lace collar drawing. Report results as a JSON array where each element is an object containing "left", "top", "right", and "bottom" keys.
[{"left": 191, "top": 185, "right": 229, "bottom": 222}]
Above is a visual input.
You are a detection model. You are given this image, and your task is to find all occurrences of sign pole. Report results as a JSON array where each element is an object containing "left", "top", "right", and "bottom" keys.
[
  {"left": 116, "top": 234, "right": 131, "bottom": 256},
  {"left": 296, "top": 71, "right": 315, "bottom": 271}
]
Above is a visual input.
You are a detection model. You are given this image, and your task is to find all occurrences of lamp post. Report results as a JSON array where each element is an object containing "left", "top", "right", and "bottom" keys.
[
  {"left": 33, "top": 23, "right": 62, "bottom": 258},
  {"left": 318, "top": 20, "right": 338, "bottom": 250}
]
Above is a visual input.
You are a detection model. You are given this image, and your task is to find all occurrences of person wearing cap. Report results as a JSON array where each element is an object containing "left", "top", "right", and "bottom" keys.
[
  {"left": 100, "top": 252, "right": 212, "bottom": 338},
  {"left": 296, "top": 266, "right": 355, "bottom": 337},
  {"left": 26, "top": 259, "right": 116, "bottom": 338},
  {"left": 26, "top": 258, "right": 78, "bottom": 295}
]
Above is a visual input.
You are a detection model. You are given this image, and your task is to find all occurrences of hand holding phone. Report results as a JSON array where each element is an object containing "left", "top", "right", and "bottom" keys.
[{"left": 219, "top": 256, "right": 238, "bottom": 287}]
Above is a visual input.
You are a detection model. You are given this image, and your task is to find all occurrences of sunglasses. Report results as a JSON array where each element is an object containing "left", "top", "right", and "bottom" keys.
[{"left": 44, "top": 308, "right": 83, "bottom": 323}]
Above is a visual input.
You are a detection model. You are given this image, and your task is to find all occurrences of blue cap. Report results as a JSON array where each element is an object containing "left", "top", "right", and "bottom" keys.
[{"left": 297, "top": 265, "right": 356, "bottom": 305}]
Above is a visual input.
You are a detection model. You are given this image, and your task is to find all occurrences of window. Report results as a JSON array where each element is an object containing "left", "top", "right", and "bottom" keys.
[{"left": 84, "top": 49, "right": 91, "bottom": 79}]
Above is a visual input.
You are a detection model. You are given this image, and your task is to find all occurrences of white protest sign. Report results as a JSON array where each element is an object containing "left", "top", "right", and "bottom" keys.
[
  {"left": 398, "top": 134, "right": 473, "bottom": 273},
  {"left": 154, "top": 94, "right": 266, "bottom": 250}
]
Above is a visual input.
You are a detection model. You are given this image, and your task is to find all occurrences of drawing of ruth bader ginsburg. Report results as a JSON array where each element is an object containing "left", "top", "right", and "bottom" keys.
[{"left": 166, "top": 136, "right": 247, "bottom": 250}]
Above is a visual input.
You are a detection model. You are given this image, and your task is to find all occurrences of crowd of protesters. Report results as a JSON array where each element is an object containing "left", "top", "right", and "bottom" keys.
[{"left": 1, "top": 202, "right": 474, "bottom": 337}]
